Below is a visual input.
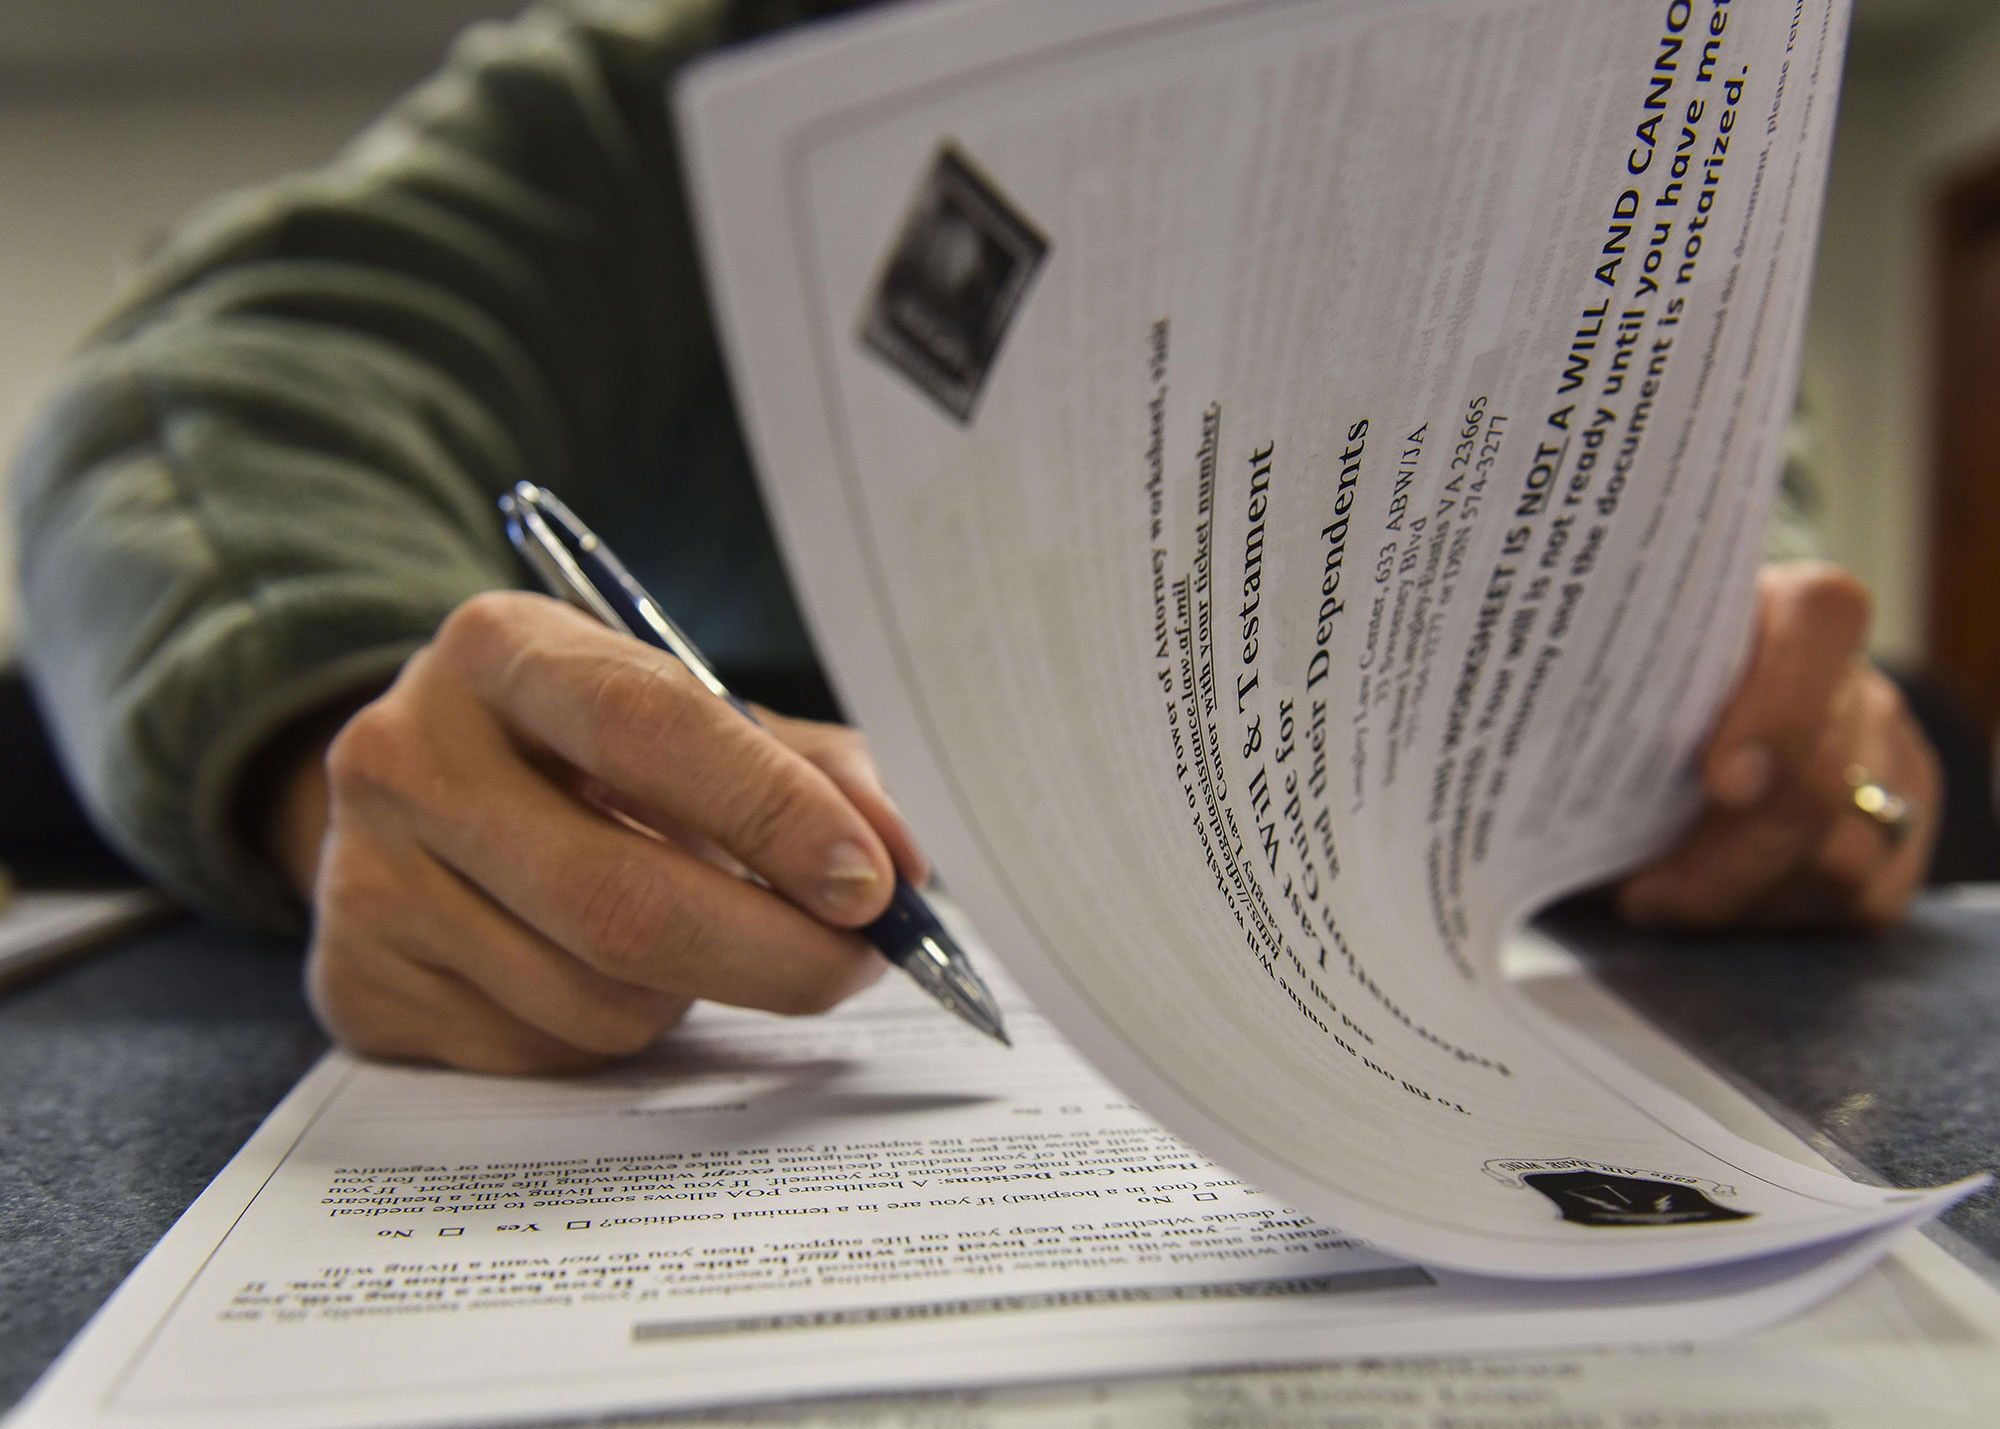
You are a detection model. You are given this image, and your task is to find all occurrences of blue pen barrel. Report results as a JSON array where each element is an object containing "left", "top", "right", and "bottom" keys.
[
  {"left": 864, "top": 881, "right": 947, "bottom": 967},
  {"left": 502, "top": 481, "right": 1008, "bottom": 1044}
]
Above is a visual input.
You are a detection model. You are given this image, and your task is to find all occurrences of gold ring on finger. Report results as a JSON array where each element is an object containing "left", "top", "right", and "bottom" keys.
[{"left": 1844, "top": 764, "right": 1913, "bottom": 848}]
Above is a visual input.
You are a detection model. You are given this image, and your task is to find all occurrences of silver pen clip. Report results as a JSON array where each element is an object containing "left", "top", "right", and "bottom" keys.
[
  {"left": 499, "top": 489, "right": 628, "bottom": 634},
  {"left": 504, "top": 483, "right": 732, "bottom": 702}
]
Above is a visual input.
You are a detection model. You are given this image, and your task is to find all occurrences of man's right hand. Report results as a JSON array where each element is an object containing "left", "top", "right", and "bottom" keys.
[{"left": 270, "top": 591, "right": 926, "bottom": 1074}]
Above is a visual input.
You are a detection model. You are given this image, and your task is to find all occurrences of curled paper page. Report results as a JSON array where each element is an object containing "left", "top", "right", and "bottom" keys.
[{"left": 677, "top": 0, "right": 1978, "bottom": 1277}]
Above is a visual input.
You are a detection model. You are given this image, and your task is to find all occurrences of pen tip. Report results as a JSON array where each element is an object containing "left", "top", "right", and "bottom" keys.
[
  {"left": 897, "top": 930, "right": 1012, "bottom": 1046},
  {"left": 949, "top": 965, "right": 1010, "bottom": 1048}
]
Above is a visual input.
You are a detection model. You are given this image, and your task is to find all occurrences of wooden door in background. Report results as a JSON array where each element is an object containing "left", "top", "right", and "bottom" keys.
[{"left": 1929, "top": 153, "right": 2000, "bottom": 738}]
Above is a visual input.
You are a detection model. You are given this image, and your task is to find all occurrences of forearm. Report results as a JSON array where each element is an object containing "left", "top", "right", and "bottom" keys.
[{"left": 10, "top": 0, "right": 746, "bottom": 929}]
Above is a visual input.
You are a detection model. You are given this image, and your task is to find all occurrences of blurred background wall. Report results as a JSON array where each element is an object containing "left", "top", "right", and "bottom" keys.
[
  {"left": 3, "top": 0, "right": 2000, "bottom": 684},
  {"left": 0, "top": 0, "right": 518, "bottom": 667},
  {"left": 1806, "top": 0, "right": 2000, "bottom": 670}
]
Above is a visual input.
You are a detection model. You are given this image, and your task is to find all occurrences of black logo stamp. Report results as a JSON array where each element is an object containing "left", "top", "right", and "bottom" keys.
[
  {"left": 859, "top": 145, "right": 1049, "bottom": 424},
  {"left": 1484, "top": 1157, "right": 1755, "bottom": 1229},
  {"left": 1522, "top": 1171, "right": 1754, "bottom": 1228}
]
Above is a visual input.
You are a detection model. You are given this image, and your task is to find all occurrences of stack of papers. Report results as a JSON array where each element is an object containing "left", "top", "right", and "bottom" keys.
[
  {"left": 12, "top": 0, "right": 1996, "bottom": 1423},
  {"left": 678, "top": 0, "right": 1975, "bottom": 1274},
  {"left": 9, "top": 926, "right": 1996, "bottom": 1426}
]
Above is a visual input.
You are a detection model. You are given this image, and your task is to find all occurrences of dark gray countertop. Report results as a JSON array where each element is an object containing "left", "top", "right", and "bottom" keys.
[
  {"left": 3, "top": 895, "right": 1998, "bottom": 1413},
  {"left": 1547, "top": 890, "right": 2000, "bottom": 1260},
  {"left": 0, "top": 917, "right": 324, "bottom": 1411}
]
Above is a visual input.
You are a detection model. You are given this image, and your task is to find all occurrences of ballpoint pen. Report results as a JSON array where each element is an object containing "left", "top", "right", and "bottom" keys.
[{"left": 498, "top": 480, "right": 1010, "bottom": 1046}]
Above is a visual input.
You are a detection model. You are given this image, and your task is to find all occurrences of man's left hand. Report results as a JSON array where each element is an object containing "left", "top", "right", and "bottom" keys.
[{"left": 1616, "top": 561, "right": 1941, "bottom": 931}]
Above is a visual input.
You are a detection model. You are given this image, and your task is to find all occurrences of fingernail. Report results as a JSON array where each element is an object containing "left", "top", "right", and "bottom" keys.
[
  {"left": 820, "top": 839, "right": 881, "bottom": 915},
  {"left": 1713, "top": 743, "right": 1776, "bottom": 808}
]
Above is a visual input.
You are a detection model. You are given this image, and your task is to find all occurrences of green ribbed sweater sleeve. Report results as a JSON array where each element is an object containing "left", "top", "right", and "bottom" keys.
[{"left": 8, "top": 0, "right": 753, "bottom": 933}]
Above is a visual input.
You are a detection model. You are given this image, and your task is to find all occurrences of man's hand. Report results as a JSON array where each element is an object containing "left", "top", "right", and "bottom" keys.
[
  {"left": 1616, "top": 562, "right": 1941, "bottom": 931},
  {"left": 270, "top": 591, "right": 927, "bottom": 1074}
]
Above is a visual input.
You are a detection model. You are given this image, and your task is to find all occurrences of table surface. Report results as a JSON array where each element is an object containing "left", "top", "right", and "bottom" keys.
[
  {"left": 1549, "top": 891, "right": 2000, "bottom": 1258},
  {"left": 3, "top": 895, "right": 1998, "bottom": 1413}
]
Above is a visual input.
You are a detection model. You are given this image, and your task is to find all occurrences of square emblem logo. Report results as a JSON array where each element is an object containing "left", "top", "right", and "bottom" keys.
[
  {"left": 859, "top": 145, "right": 1049, "bottom": 424},
  {"left": 1522, "top": 1171, "right": 1753, "bottom": 1227}
]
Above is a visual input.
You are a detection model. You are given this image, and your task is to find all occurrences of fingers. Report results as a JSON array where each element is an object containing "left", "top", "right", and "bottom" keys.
[
  {"left": 326, "top": 653, "right": 887, "bottom": 1018},
  {"left": 1806, "top": 668, "right": 1940, "bottom": 928},
  {"left": 317, "top": 830, "right": 694, "bottom": 1060},
  {"left": 296, "top": 589, "right": 930, "bottom": 1075},
  {"left": 307, "top": 914, "right": 614, "bottom": 1078},
  {"left": 1619, "top": 655, "right": 1865, "bottom": 927},
  {"left": 436, "top": 592, "right": 896, "bottom": 927},
  {"left": 1699, "top": 562, "right": 1869, "bottom": 810},
  {"left": 574, "top": 711, "right": 931, "bottom": 888},
  {"left": 1616, "top": 564, "right": 1941, "bottom": 931},
  {"left": 758, "top": 709, "right": 930, "bottom": 887}
]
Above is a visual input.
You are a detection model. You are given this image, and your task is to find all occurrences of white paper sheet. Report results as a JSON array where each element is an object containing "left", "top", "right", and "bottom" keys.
[
  {"left": 641, "top": 941, "right": 2000, "bottom": 1428},
  {"left": 7, "top": 927, "right": 1977, "bottom": 1429},
  {"left": 0, "top": 888, "right": 171, "bottom": 985},
  {"left": 650, "top": 1235, "right": 2000, "bottom": 1427},
  {"left": 676, "top": 0, "right": 1977, "bottom": 1278}
]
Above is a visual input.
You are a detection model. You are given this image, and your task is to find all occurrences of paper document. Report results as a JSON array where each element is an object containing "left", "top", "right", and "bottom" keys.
[
  {"left": 651, "top": 933, "right": 2000, "bottom": 1428},
  {"left": 19, "top": 2, "right": 1993, "bottom": 1423},
  {"left": 9, "top": 932, "right": 1980, "bottom": 1429},
  {"left": 634, "top": 1241, "right": 2000, "bottom": 1427},
  {"left": 0, "top": 888, "right": 171, "bottom": 986},
  {"left": 678, "top": 0, "right": 1975, "bottom": 1277}
]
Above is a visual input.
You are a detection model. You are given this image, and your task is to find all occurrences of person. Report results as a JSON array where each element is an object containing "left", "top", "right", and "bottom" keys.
[{"left": 8, "top": 0, "right": 1940, "bottom": 1074}]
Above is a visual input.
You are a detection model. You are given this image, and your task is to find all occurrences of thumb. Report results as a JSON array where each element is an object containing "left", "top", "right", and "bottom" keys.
[{"left": 1702, "top": 562, "right": 1870, "bottom": 809}]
